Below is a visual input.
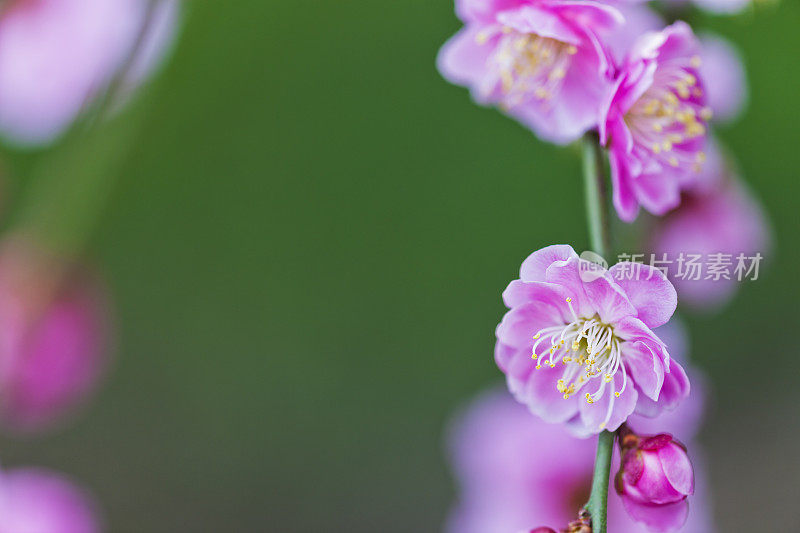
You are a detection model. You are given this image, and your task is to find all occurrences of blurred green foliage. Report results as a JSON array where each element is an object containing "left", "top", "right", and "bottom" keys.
[{"left": 2, "top": 1, "right": 799, "bottom": 531}]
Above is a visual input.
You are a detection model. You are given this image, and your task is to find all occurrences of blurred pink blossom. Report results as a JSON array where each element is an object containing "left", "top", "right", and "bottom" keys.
[
  {"left": 0, "top": 0, "right": 180, "bottom": 146},
  {"left": 698, "top": 33, "right": 748, "bottom": 123},
  {"left": 650, "top": 142, "right": 770, "bottom": 311},
  {"left": 0, "top": 240, "right": 111, "bottom": 432},
  {"left": 0, "top": 467, "right": 101, "bottom": 533}
]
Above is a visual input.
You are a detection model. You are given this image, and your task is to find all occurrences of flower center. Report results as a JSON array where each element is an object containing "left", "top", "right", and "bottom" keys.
[
  {"left": 482, "top": 28, "right": 577, "bottom": 108},
  {"left": 530, "top": 298, "right": 627, "bottom": 417},
  {"left": 624, "top": 56, "right": 711, "bottom": 172}
]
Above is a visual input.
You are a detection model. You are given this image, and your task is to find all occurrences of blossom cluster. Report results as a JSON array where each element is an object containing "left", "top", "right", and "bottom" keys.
[
  {"left": 438, "top": 0, "right": 764, "bottom": 226},
  {"left": 438, "top": 0, "right": 771, "bottom": 531},
  {"left": 0, "top": 1, "right": 180, "bottom": 531}
]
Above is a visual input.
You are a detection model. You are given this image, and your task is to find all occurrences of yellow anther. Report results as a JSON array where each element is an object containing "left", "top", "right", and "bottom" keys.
[
  {"left": 665, "top": 93, "right": 679, "bottom": 107},
  {"left": 533, "top": 333, "right": 541, "bottom": 340},
  {"left": 599, "top": 422, "right": 606, "bottom": 429},
  {"left": 536, "top": 364, "right": 542, "bottom": 369},
  {"left": 566, "top": 297, "right": 572, "bottom": 303},
  {"left": 614, "top": 391, "right": 621, "bottom": 398},
  {"left": 604, "top": 374, "right": 612, "bottom": 383},
  {"left": 690, "top": 55, "right": 702, "bottom": 68},
  {"left": 531, "top": 353, "right": 538, "bottom": 360},
  {"left": 567, "top": 45, "right": 578, "bottom": 55},
  {"left": 652, "top": 144, "right": 661, "bottom": 154}
]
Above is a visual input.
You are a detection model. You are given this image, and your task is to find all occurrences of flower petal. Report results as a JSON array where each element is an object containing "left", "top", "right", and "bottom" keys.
[
  {"left": 609, "top": 263, "right": 677, "bottom": 328},
  {"left": 496, "top": 302, "right": 561, "bottom": 348},
  {"left": 437, "top": 24, "right": 498, "bottom": 103},
  {"left": 621, "top": 496, "right": 689, "bottom": 532},
  {"left": 583, "top": 274, "right": 636, "bottom": 324},
  {"left": 577, "top": 371, "right": 637, "bottom": 435},
  {"left": 658, "top": 443, "right": 695, "bottom": 497},
  {"left": 512, "top": 362, "right": 580, "bottom": 424},
  {"left": 496, "top": 5, "right": 581, "bottom": 44},
  {"left": 609, "top": 145, "right": 640, "bottom": 222},
  {"left": 519, "top": 245, "right": 577, "bottom": 283},
  {"left": 455, "top": 0, "right": 524, "bottom": 23},
  {"left": 502, "top": 280, "right": 569, "bottom": 318},
  {"left": 544, "top": 257, "right": 594, "bottom": 318},
  {"left": 623, "top": 341, "right": 665, "bottom": 402}
]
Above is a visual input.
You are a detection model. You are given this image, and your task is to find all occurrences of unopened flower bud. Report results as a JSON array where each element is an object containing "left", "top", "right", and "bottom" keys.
[{"left": 615, "top": 426, "right": 694, "bottom": 531}]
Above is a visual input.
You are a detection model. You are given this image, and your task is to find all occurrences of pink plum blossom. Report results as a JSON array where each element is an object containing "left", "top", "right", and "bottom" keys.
[
  {"left": 650, "top": 143, "right": 770, "bottom": 311},
  {"left": 0, "top": 467, "right": 101, "bottom": 533},
  {"left": 0, "top": 0, "right": 180, "bottom": 146},
  {"left": 615, "top": 427, "right": 695, "bottom": 532},
  {"left": 437, "top": 0, "right": 623, "bottom": 144},
  {"left": 444, "top": 370, "right": 712, "bottom": 532},
  {"left": 600, "top": 22, "right": 711, "bottom": 222},
  {"left": 495, "top": 245, "right": 687, "bottom": 436},
  {"left": 0, "top": 240, "right": 111, "bottom": 432}
]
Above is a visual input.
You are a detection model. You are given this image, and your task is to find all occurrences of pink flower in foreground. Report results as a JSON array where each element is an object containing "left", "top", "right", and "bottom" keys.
[
  {"left": 0, "top": 467, "right": 101, "bottom": 533},
  {"left": 600, "top": 22, "right": 711, "bottom": 222},
  {"left": 495, "top": 245, "right": 687, "bottom": 436},
  {"left": 616, "top": 427, "right": 694, "bottom": 532},
  {"left": 0, "top": 0, "right": 180, "bottom": 146},
  {"left": 650, "top": 143, "right": 770, "bottom": 312},
  {"left": 0, "top": 240, "right": 111, "bottom": 432},
  {"left": 437, "top": 0, "right": 622, "bottom": 144},
  {"left": 445, "top": 367, "right": 712, "bottom": 532}
]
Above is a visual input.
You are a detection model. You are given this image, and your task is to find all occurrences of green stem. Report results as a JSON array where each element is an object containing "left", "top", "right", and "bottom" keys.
[
  {"left": 581, "top": 135, "right": 611, "bottom": 259},
  {"left": 585, "top": 430, "right": 615, "bottom": 533},
  {"left": 580, "top": 134, "right": 615, "bottom": 532}
]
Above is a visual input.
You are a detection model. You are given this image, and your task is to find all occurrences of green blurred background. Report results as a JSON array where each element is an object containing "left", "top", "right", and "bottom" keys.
[{"left": 3, "top": 0, "right": 800, "bottom": 531}]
